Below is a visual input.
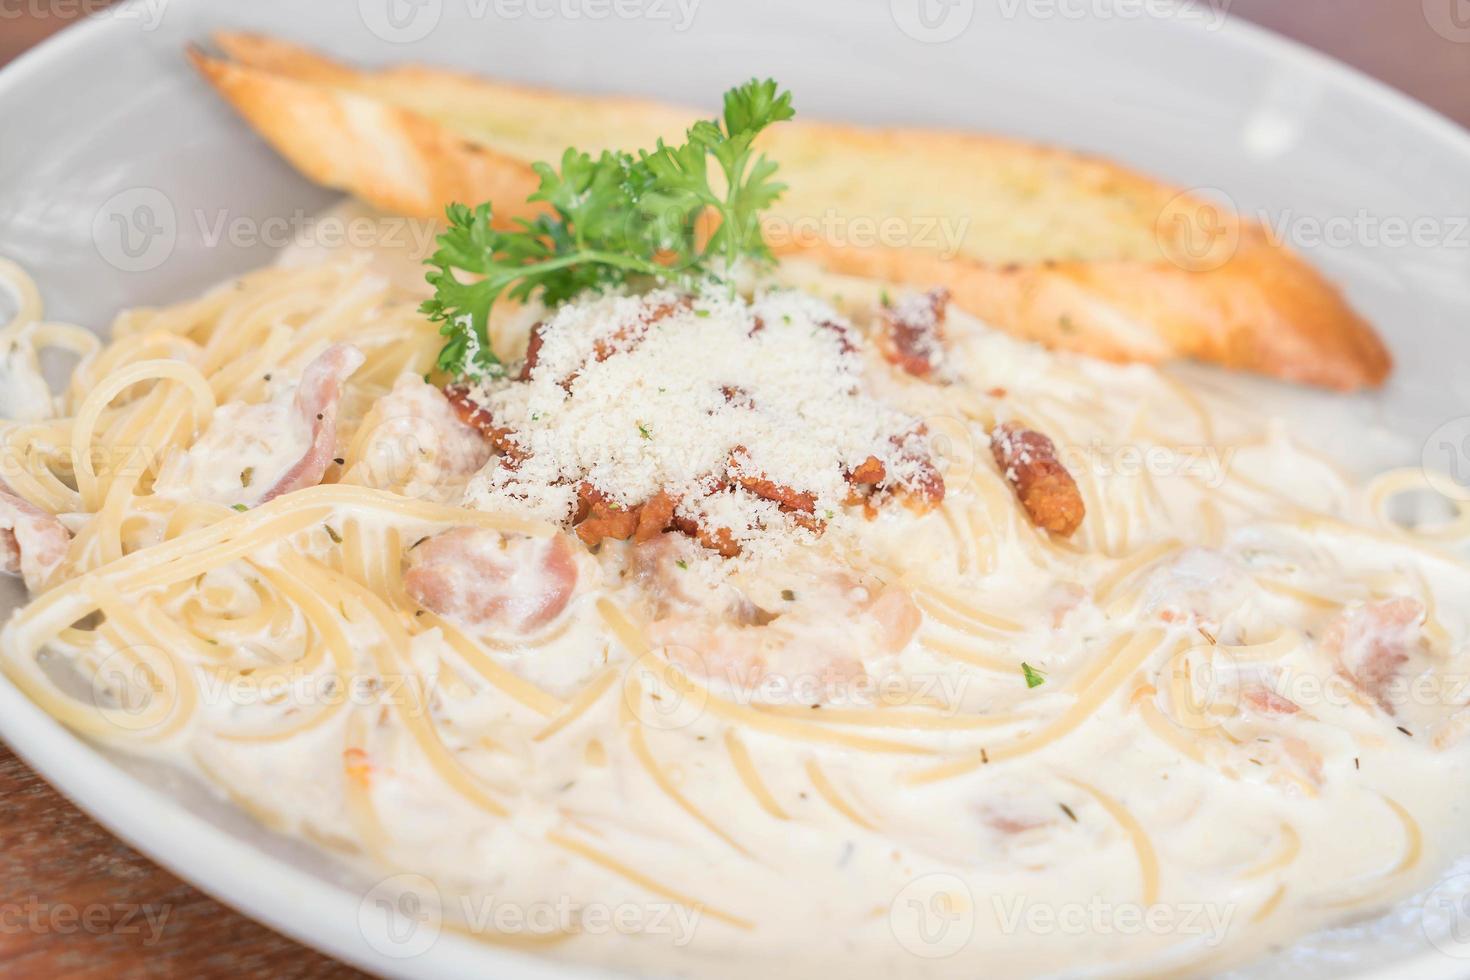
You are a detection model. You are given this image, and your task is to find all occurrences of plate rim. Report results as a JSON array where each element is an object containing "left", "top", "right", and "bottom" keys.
[{"left": 2, "top": 2, "right": 1470, "bottom": 977}]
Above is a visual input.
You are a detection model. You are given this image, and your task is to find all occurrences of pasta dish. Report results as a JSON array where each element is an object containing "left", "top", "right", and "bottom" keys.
[{"left": 1, "top": 58, "right": 1468, "bottom": 980}]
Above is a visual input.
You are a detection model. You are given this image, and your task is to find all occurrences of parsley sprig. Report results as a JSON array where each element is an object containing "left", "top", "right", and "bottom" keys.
[{"left": 421, "top": 79, "right": 795, "bottom": 377}]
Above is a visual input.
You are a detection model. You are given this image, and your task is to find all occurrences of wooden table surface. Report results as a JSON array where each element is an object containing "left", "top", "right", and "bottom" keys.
[{"left": 1, "top": 5, "right": 1467, "bottom": 978}]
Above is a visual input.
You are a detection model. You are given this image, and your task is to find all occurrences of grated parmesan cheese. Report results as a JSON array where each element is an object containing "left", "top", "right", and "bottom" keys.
[{"left": 461, "top": 286, "right": 936, "bottom": 561}]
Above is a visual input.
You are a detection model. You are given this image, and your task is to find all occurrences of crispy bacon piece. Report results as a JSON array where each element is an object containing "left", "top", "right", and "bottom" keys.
[
  {"left": 0, "top": 486, "right": 71, "bottom": 592},
  {"left": 752, "top": 313, "right": 855, "bottom": 354},
  {"left": 753, "top": 312, "right": 857, "bottom": 356},
  {"left": 405, "top": 528, "right": 579, "bottom": 633},
  {"left": 898, "top": 433, "right": 946, "bottom": 512},
  {"left": 259, "top": 343, "right": 365, "bottom": 503},
  {"left": 572, "top": 487, "right": 689, "bottom": 549},
  {"left": 444, "top": 385, "right": 526, "bottom": 465},
  {"left": 848, "top": 456, "right": 886, "bottom": 486},
  {"left": 820, "top": 320, "right": 858, "bottom": 355},
  {"left": 574, "top": 484, "right": 640, "bottom": 548},
  {"left": 720, "top": 385, "right": 755, "bottom": 410},
  {"left": 518, "top": 322, "right": 546, "bottom": 381},
  {"left": 1322, "top": 597, "right": 1423, "bottom": 714},
  {"left": 843, "top": 438, "right": 944, "bottom": 516},
  {"left": 591, "top": 297, "right": 691, "bottom": 363},
  {"left": 880, "top": 288, "right": 950, "bottom": 378},
  {"left": 990, "top": 422, "right": 1084, "bottom": 537},
  {"left": 670, "top": 514, "right": 741, "bottom": 558},
  {"left": 635, "top": 490, "right": 678, "bottom": 543},
  {"left": 728, "top": 446, "right": 817, "bottom": 516}
]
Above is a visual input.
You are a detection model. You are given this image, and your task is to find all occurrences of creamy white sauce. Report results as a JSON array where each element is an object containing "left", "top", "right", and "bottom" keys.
[{"left": 15, "top": 213, "right": 1470, "bottom": 978}]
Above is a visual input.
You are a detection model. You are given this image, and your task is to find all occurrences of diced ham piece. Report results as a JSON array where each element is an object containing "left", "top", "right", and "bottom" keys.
[
  {"left": 1242, "top": 685, "right": 1301, "bottom": 716},
  {"left": 865, "top": 585, "right": 922, "bottom": 653},
  {"left": 1321, "top": 597, "right": 1424, "bottom": 715},
  {"left": 1142, "top": 548, "right": 1253, "bottom": 636},
  {"left": 259, "top": 344, "right": 366, "bottom": 503},
  {"left": 404, "top": 528, "right": 580, "bottom": 634},
  {"left": 0, "top": 487, "right": 71, "bottom": 591},
  {"left": 355, "top": 375, "right": 491, "bottom": 502},
  {"left": 152, "top": 343, "right": 364, "bottom": 509}
]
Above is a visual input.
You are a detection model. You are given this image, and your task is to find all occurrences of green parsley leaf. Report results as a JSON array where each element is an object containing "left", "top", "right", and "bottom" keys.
[
  {"left": 422, "top": 79, "right": 795, "bottom": 378},
  {"left": 1022, "top": 663, "right": 1047, "bottom": 689},
  {"left": 231, "top": 503, "right": 248, "bottom": 513}
]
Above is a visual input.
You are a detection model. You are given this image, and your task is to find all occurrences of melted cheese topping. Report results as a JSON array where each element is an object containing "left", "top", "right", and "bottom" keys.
[{"left": 464, "top": 287, "right": 930, "bottom": 562}]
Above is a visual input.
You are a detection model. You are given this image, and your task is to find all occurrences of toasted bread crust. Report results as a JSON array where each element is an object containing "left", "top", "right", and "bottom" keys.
[
  {"left": 191, "top": 34, "right": 1390, "bottom": 390},
  {"left": 786, "top": 229, "right": 1390, "bottom": 390}
]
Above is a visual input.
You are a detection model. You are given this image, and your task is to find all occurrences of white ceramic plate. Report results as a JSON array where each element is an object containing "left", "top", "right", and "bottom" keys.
[{"left": 2, "top": 1, "right": 1470, "bottom": 976}]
